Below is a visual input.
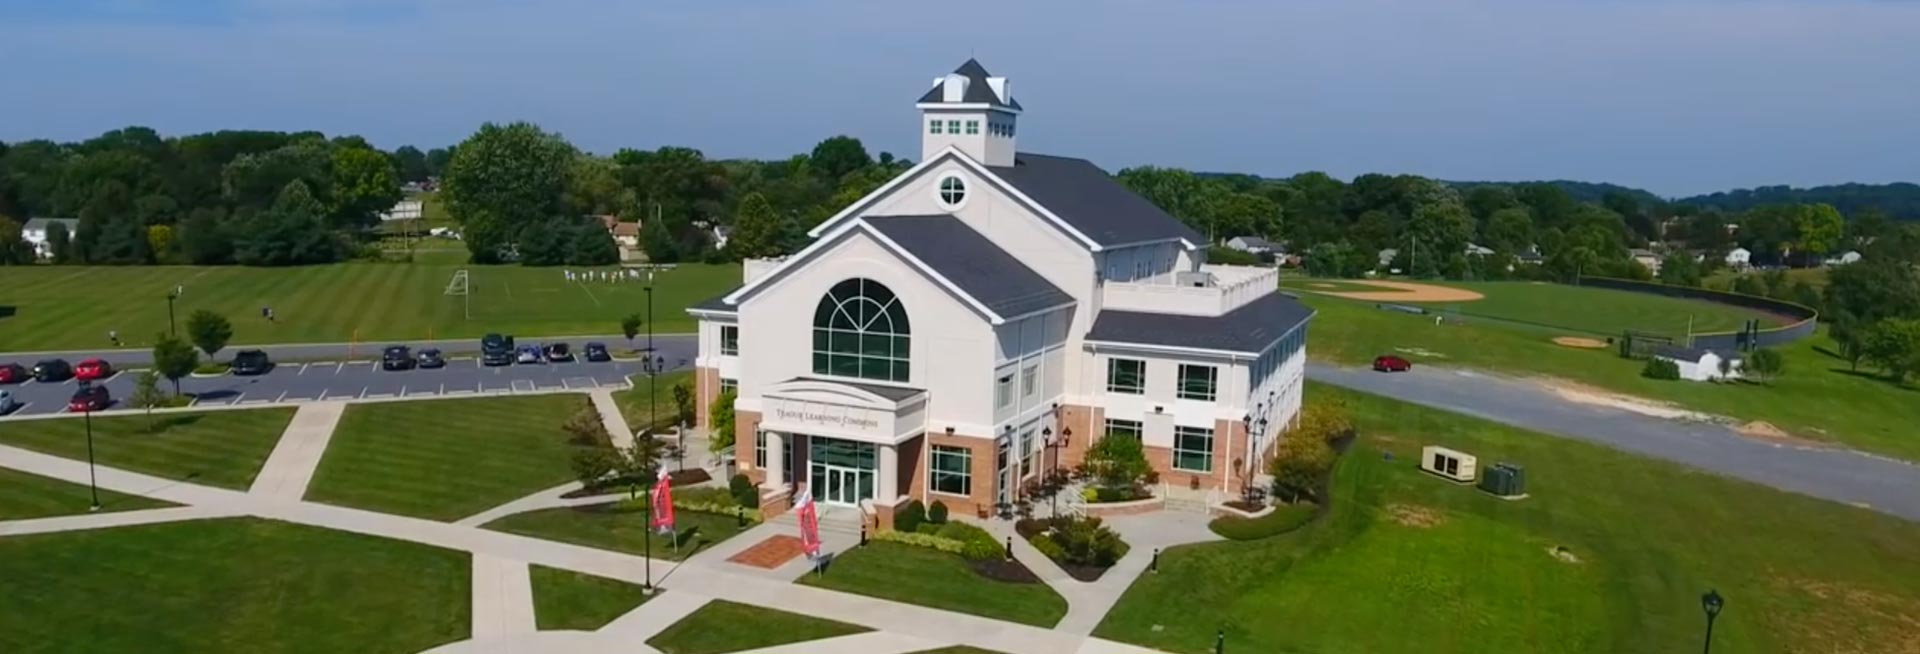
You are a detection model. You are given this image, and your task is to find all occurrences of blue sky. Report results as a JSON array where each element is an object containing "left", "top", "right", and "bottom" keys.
[{"left": 1, "top": 0, "right": 1915, "bottom": 197}]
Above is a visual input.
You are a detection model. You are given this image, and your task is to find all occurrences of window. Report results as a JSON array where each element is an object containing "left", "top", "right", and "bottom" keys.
[
  {"left": 720, "top": 325, "right": 739, "bottom": 356},
  {"left": 1021, "top": 365, "right": 1038, "bottom": 399},
  {"left": 720, "top": 378, "right": 737, "bottom": 393},
  {"left": 931, "top": 445, "right": 972, "bottom": 495},
  {"left": 1106, "top": 358, "right": 1144, "bottom": 394},
  {"left": 1174, "top": 426, "right": 1214, "bottom": 472},
  {"left": 937, "top": 174, "right": 967, "bottom": 208},
  {"left": 965, "top": 120, "right": 980, "bottom": 135},
  {"left": 929, "top": 119, "right": 942, "bottom": 135},
  {"left": 754, "top": 431, "right": 766, "bottom": 468},
  {"left": 1105, "top": 419, "right": 1143, "bottom": 441},
  {"left": 811, "top": 278, "right": 911, "bottom": 382},
  {"left": 946, "top": 119, "right": 960, "bottom": 134},
  {"left": 1178, "top": 364, "right": 1218, "bottom": 401},
  {"left": 1019, "top": 424, "right": 1037, "bottom": 478},
  {"left": 996, "top": 374, "right": 1014, "bottom": 409}
]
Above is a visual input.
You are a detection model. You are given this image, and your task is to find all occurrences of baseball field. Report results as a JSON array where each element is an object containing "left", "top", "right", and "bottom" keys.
[{"left": 1280, "top": 278, "right": 1789, "bottom": 338}]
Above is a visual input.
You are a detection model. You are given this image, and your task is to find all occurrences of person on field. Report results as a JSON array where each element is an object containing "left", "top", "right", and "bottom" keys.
[{"left": 108, "top": 329, "right": 120, "bottom": 346}]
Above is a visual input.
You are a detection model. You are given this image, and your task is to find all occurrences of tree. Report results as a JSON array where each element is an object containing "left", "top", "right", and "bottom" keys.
[
  {"left": 1744, "top": 348, "right": 1785, "bottom": 384},
  {"left": 728, "top": 192, "right": 786, "bottom": 259},
  {"left": 186, "top": 310, "right": 234, "bottom": 359},
  {"left": 620, "top": 314, "right": 643, "bottom": 347},
  {"left": 620, "top": 436, "right": 666, "bottom": 487},
  {"left": 1082, "top": 432, "right": 1151, "bottom": 489},
  {"left": 151, "top": 334, "right": 199, "bottom": 394},
  {"left": 0, "top": 217, "right": 30, "bottom": 264},
  {"left": 1861, "top": 319, "right": 1920, "bottom": 384},
  {"left": 1659, "top": 252, "right": 1702, "bottom": 287},
  {"left": 441, "top": 122, "right": 576, "bottom": 263},
  {"left": 391, "top": 145, "right": 431, "bottom": 182},
  {"left": 640, "top": 212, "right": 680, "bottom": 263},
  {"left": 568, "top": 219, "right": 619, "bottom": 265},
  {"left": 1792, "top": 203, "right": 1846, "bottom": 257},
  {"left": 808, "top": 136, "right": 872, "bottom": 181},
  {"left": 129, "top": 370, "right": 166, "bottom": 431},
  {"left": 45, "top": 221, "right": 72, "bottom": 263},
  {"left": 233, "top": 181, "right": 342, "bottom": 266},
  {"left": 561, "top": 397, "right": 611, "bottom": 446},
  {"left": 672, "top": 381, "right": 694, "bottom": 428},
  {"left": 1825, "top": 260, "right": 1920, "bottom": 368},
  {"left": 571, "top": 447, "right": 620, "bottom": 487},
  {"left": 329, "top": 146, "right": 402, "bottom": 229},
  {"left": 176, "top": 207, "right": 231, "bottom": 264},
  {"left": 517, "top": 218, "right": 569, "bottom": 266},
  {"left": 708, "top": 388, "right": 737, "bottom": 455},
  {"left": 1481, "top": 207, "right": 1535, "bottom": 254},
  {"left": 1268, "top": 431, "right": 1335, "bottom": 503}
]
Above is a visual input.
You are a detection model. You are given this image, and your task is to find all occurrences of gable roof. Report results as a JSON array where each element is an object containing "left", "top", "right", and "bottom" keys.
[
  {"left": 689, "top": 287, "right": 740, "bottom": 314},
  {"left": 22, "top": 217, "right": 78, "bottom": 232},
  {"left": 917, "top": 59, "right": 1021, "bottom": 111},
  {"left": 1087, "top": 292, "right": 1315, "bottom": 355},
  {"left": 862, "top": 215, "right": 1074, "bottom": 319},
  {"left": 987, "top": 153, "right": 1204, "bottom": 248}
]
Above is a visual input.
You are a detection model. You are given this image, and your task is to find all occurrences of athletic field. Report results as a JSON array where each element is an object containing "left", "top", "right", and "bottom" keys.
[
  {"left": 0, "top": 264, "right": 739, "bottom": 351},
  {"left": 1280, "top": 279, "right": 1789, "bottom": 338}
]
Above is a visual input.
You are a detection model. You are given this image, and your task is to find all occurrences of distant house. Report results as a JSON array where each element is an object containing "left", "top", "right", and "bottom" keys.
[
  {"left": 1516, "top": 247, "right": 1544, "bottom": 265},
  {"left": 1463, "top": 243, "right": 1494, "bottom": 257},
  {"left": 1227, "top": 236, "right": 1278, "bottom": 254},
  {"left": 20, "top": 218, "right": 80, "bottom": 259},
  {"left": 1377, "top": 248, "right": 1398, "bottom": 268},
  {"left": 1725, "top": 247, "right": 1752, "bottom": 270},
  {"left": 378, "top": 200, "right": 424, "bottom": 222},
  {"left": 1630, "top": 248, "right": 1661, "bottom": 274},
  {"left": 1825, "top": 250, "right": 1863, "bottom": 266},
  {"left": 1653, "top": 345, "right": 1743, "bottom": 382}
]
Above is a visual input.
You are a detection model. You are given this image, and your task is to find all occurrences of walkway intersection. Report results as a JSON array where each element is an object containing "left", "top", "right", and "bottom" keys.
[{"left": 0, "top": 393, "right": 1209, "bottom": 654}]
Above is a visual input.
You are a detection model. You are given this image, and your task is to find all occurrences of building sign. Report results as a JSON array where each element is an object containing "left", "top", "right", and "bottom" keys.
[{"left": 764, "top": 398, "right": 894, "bottom": 442}]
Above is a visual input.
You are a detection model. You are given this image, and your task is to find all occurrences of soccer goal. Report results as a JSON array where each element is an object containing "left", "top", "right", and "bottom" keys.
[{"left": 445, "top": 269, "right": 471, "bottom": 320}]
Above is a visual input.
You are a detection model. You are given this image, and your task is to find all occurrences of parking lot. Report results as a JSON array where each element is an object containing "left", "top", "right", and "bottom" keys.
[{"left": 0, "top": 356, "right": 688, "bottom": 418}]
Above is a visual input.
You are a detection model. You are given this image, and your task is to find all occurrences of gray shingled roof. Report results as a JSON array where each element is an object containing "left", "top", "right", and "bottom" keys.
[
  {"left": 862, "top": 215, "right": 1073, "bottom": 319},
  {"left": 989, "top": 153, "right": 1206, "bottom": 248},
  {"left": 688, "top": 287, "right": 740, "bottom": 314},
  {"left": 1086, "top": 292, "right": 1315, "bottom": 354},
  {"left": 917, "top": 59, "right": 1021, "bottom": 110},
  {"left": 782, "top": 377, "right": 925, "bottom": 403}
]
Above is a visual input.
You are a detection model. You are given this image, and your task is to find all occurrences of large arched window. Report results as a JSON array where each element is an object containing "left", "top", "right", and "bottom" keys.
[{"left": 813, "top": 278, "right": 911, "bottom": 382}]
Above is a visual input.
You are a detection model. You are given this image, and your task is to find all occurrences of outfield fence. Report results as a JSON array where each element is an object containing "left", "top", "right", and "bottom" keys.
[{"left": 1574, "top": 276, "right": 1821, "bottom": 350}]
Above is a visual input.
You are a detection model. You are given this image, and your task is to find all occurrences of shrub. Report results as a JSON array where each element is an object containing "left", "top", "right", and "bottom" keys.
[
  {"left": 676, "top": 486, "right": 736, "bottom": 507},
  {"left": 1080, "top": 488, "right": 1098, "bottom": 503},
  {"left": 1642, "top": 357, "right": 1681, "bottom": 380},
  {"left": 1268, "top": 433, "right": 1335, "bottom": 504},
  {"left": 896, "top": 499, "right": 927, "bottom": 534},
  {"left": 570, "top": 447, "right": 620, "bottom": 487},
  {"left": 1745, "top": 347, "right": 1785, "bottom": 383},
  {"left": 1083, "top": 433, "right": 1151, "bottom": 489},
  {"left": 926, "top": 500, "right": 949, "bottom": 525},
  {"left": 873, "top": 530, "right": 965, "bottom": 556},
  {"left": 1027, "top": 533, "right": 1067, "bottom": 561},
  {"left": 729, "top": 473, "right": 759, "bottom": 508},
  {"left": 1026, "top": 515, "right": 1128, "bottom": 568},
  {"left": 934, "top": 522, "right": 1004, "bottom": 561},
  {"left": 1208, "top": 503, "right": 1319, "bottom": 540}
]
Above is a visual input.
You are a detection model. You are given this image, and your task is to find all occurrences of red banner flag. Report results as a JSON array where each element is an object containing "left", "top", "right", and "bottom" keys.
[
  {"left": 795, "top": 491, "right": 822, "bottom": 558},
  {"left": 649, "top": 469, "right": 675, "bottom": 533}
]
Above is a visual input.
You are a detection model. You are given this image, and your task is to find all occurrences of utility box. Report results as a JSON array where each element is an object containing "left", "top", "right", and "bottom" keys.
[
  {"left": 1478, "top": 462, "right": 1528, "bottom": 499},
  {"left": 1420, "top": 446, "right": 1477, "bottom": 483}
]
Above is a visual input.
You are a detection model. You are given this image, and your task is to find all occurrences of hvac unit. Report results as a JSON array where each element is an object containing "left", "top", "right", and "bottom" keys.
[
  {"left": 1478, "top": 462, "right": 1529, "bottom": 499},
  {"left": 1420, "top": 446, "right": 1477, "bottom": 483}
]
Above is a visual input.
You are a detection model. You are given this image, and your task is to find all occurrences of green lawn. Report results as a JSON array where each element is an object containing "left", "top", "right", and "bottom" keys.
[
  {"left": 0, "top": 466, "right": 176, "bottom": 519},
  {"left": 0, "top": 517, "right": 470, "bottom": 654},
  {"left": 304, "top": 395, "right": 593, "bottom": 521},
  {"left": 908, "top": 648, "right": 1007, "bottom": 654},
  {"left": 1281, "top": 278, "right": 1786, "bottom": 336},
  {"left": 1094, "top": 384, "right": 1920, "bottom": 654},
  {"left": 613, "top": 370, "right": 694, "bottom": 434},
  {"left": 0, "top": 409, "right": 295, "bottom": 490},
  {"left": 529, "top": 564, "right": 653, "bottom": 631},
  {"left": 0, "top": 262, "right": 737, "bottom": 351},
  {"left": 1294, "top": 294, "right": 1920, "bottom": 462},
  {"left": 646, "top": 599, "right": 869, "bottom": 654},
  {"left": 483, "top": 502, "right": 747, "bottom": 561},
  {"left": 798, "top": 541, "right": 1068, "bottom": 627}
]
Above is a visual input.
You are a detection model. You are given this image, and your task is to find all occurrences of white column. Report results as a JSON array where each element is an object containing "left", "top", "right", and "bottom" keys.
[
  {"left": 879, "top": 443, "right": 900, "bottom": 502},
  {"left": 762, "top": 431, "right": 785, "bottom": 491}
]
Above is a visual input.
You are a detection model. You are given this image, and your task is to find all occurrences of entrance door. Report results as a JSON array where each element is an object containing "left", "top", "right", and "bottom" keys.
[
  {"left": 815, "top": 465, "right": 871, "bottom": 506},
  {"left": 805, "top": 437, "right": 877, "bottom": 507}
]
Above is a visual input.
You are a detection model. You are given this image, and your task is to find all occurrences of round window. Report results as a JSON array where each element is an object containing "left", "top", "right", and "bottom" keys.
[{"left": 937, "top": 174, "right": 967, "bottom": 209}]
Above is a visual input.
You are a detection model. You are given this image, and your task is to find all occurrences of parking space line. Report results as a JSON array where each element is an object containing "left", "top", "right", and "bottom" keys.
[
  {"left": 97, "top": 372, "right": 124, "bottom": 384},
  {"left": 399, "top": 385, "right": 407, "bottom": 396},
  {"left": 230, "top": 392, "right": 246, "bottom": 404},
  {"left": 8, "top": 402, "right": 33, "bottom": 416},
  {"left": 334, "top": 363, "right": 345, "bottom": 374},
  {"left": 312, "top": 361, "right": 336, "bottom": 366},
  {"left": 275, "top": 391, "right": 288, "bottom": 402},
  {"left": 297, "top": 363, "right": 312, "bottom": 375},
  {"left": 365, "top": 393, "right": 393, "bottom": 399},
  {"left": 317, "top": 389, "right": 329, "bottom": 400}
]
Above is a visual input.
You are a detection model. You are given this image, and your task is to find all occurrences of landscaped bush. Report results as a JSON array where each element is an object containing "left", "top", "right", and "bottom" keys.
[
  {"left": 896, "top": 499, "right": 926, "bottom": 534},
  {"left": 729, "top": 473, "right": 759, "bottom": 508},
  {"left": 1208, "top": 503, "right": 1319, "bottom": 540},
  {"left": 1022, "top": 515, "right": 1129, "bottom": 579},
  {"left": 934, "top": 522, "right": 1004, "bottom": 561},
  {"left": 1081, "top": 433, "right": 1151, "bottom": 489},
  {"left": 1027, "top": 533, "right": 1067, "bottom": 561},
  {"left": 873, "top": 529, "right": 966, "bottom": 556},
  {"left": 1642, "top": 357, "right": 1681, "bottom": 380},
  {"left": 927, "top": 500, "right": 949, "bottom": 525}
]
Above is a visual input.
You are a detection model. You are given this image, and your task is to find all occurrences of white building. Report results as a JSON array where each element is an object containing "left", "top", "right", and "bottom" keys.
[
  {"left": 1725, "top": 247, "right": 1752, "bottom": 269},
  {"left": 1653, "top": 345, "right": 1743, "bottom": 382},
  {"left": 378, "top": 200, "right": 424, "bottom": 222},
  {"left": 688, "top": 60, "right": 1313, "bottom": 528},
  {"left": 1226, "top": 236, "right": 1278, "bottom": 255},
  {"left": 20, "top": 218, "right": 79, "bottom": 259},
  {"left": 1825, "top": 250, "right": 1862, "bottom": 266}
]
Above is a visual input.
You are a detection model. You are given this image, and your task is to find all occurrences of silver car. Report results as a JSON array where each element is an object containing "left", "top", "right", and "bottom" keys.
[{"left": 0, "top": 389, "right": 16, "bottom": 415}]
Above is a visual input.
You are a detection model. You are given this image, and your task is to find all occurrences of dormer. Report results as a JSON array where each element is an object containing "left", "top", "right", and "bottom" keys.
[{"left": 917, "top": 59, "right": 1020, "bottom": 166}]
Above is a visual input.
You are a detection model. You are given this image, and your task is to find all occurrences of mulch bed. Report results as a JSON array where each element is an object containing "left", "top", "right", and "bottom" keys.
[
  {"left": 1223, "top": 500, "right": 1263, "bottom": 512},
  {"left": 967, "top": 556, "right": 1043, "bottom": 584},
  {"left": 1055, "top": 561, "right": 1111, "bottom": 582}
]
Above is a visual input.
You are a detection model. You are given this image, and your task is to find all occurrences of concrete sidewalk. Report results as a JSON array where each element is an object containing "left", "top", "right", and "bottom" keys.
[
  {"left": 471, "top": 553, "right": 536, "bottom": 638},
  {"left": 250, "top": 401, "right": 347, "bottom": 501}
]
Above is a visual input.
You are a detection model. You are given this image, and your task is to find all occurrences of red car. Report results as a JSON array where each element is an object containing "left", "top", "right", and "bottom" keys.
[
  {"left": 74, "top": 358, "right": 114, "bottom": 381},
  {"left": 0, "top": 363, "right": 25, "bottom": 384},
  {"left": 69, "top": 385, "right": 111, "bottom": 412},
  {"left": 1372, "top": 355, "right": 1413, "bottom": 373}
]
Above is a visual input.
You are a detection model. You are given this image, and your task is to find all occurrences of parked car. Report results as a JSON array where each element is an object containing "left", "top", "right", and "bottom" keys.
[
  {"left": 543, "top": 342, "right": 573, "bottom": 362},
  {"left": 0, "top": 363, "right": 26, "bottom": 384},
  {"left": 515, "top": 345, "right": 544, "bottom": 364},
  {"left": 382, "top": 345, "right": 416, "bottom": 371},
  {"left": 583, "top": 342, "right": 611, "bottom": 362},
  {"left": 74, "top": 358, "right": 114, "bottom": 381},
  {"left": 416, "top": 348, "right": 446, "bottom": 369},
  {"left": 32, "top": 359, "right": 73, "bottom": 382},
  {"left": 1372, "top": 355, "right": 1413, "bottom": 373},
  {"left": 0, "top": 389, "right": 17, "bottom": 415},
  {"left": 68, "top": 385, "right": 110, "bottom": 412},
  {"left": 231, "top": 350, "right": 273, "bottom": 376},
  {"left": 481, "top": 333, "right": 515, "bottom": 367}
]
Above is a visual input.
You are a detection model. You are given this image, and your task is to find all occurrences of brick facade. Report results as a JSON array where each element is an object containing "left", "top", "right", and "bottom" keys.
[
  {"left": 923, "top": 432, "right": 999, "bottom": 519},
  {"left": 694, "top": 366, "right": 721, "bottom": 429}
]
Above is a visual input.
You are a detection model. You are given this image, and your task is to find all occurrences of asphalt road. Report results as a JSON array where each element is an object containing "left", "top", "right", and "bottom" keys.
[
  {"left": 1310, "top": 363, "right": 1920, "bottom": 522},
  {"left": 0, "top": 336, "right": 698, "bottom": 419},
  {"left": 0, "top": 334, "right": 698, "bottom": 371}
]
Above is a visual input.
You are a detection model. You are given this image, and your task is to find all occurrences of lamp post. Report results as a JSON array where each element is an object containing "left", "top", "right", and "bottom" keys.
[
  {"left": 643, "top": 476, "right": 654, "bottom": 591},
  {"left": 165, "top": 286, "right": 183, "bottom": 337},
  {"left": 79, "top": 380, "right": 100, "bottom": 512},
  {"left": 1700, "top": 589, "right": 1724, "bottom": 654},
  {"left": 644, "top": 269, "right": 656, "bottom": 434}
]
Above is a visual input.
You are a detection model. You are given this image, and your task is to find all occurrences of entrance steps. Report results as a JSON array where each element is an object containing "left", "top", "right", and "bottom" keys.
[
  {"left": 1159, "top": 485, "right": 1217, "bottom": 514},
  {"left": 766, "top": 505, "right": 866, "bottom": 537}
]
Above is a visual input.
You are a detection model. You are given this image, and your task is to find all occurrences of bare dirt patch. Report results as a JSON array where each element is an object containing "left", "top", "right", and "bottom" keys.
[
  {"left": 1309, "top": 282, "right": 1340, "bottom": 289},
  {"left": 1308, "top": 280, "right": 1487, "bottom": 303},
  {"left": 1551, "top": 336, "right": 1609, "bottom": 350},
  {"left": 1535, "top": 378, "right": 1718, "bottom": 422},
  {"left": 1736, "top": 420, "right": 1826, "bottom": 448},
  {"left": 1546, "top": 545, "right": 1582, "bottom": 564},
  {"left": 1386, "top": 503, "right": 1446, "bottom": 528},
  {"left": 1771, "top": 578, "right": 1920, "bottom": 654}
]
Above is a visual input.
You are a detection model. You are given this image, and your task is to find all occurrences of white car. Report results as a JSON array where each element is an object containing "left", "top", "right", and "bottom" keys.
[{"left": 0, "top": 389, "right": 16, "bottom": 415}]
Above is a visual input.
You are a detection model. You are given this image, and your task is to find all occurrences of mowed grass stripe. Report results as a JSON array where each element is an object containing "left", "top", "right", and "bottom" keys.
[
  {"left": 304, "top": 394, "right": 593, "bottom": 521},
  {"left": 0, "top": 409, "right": 295, "bottom": 490},
  {"left": 0, "top": 467, "right": 176, "bottom": 520}
]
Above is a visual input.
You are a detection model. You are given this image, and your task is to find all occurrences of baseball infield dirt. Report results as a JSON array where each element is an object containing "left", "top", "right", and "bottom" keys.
[{"left": 1310, "top": 280, "right": 1486, "bottom": 302}]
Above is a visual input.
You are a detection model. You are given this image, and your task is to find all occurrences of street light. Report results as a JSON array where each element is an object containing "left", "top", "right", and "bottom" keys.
[
  {"left": 165, "top": 285, "right": 184, "bottom": 337},
  {"left": 1700, "top": 589, "right": 1724, "bottom": 654},
  {"left": 643, "top": 270, "right": 656, "bottom": 434},
  {"left": 79, "top": 380, "right": 101, "bottom": 512}
]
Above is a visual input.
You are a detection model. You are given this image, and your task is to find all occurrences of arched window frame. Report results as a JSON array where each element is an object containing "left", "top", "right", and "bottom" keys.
[{"left": 812, "top": 278, "right": 912, "bottom": 382}]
